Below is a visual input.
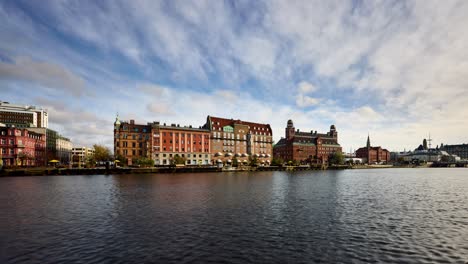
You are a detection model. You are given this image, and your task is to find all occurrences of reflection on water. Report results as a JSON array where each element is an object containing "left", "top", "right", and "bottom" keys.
[{"left": 1, "top": 169, "right": 467, "bottom": 263}]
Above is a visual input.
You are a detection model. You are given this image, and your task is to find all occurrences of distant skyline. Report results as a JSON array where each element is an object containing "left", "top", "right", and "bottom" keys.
[{"left": 1, "top": 0, "right": 467, "bottom": 151}]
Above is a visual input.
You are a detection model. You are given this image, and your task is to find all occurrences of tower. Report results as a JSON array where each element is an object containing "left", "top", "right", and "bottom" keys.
[
  {"left": 114, "top": 113, "right": 121, "bottom": 156},
  {"left": 366, "top": 134, "right": 371, "bottom": 164},
  {"left": 286, "top": 119, "right": 295, "bottom": 140},
  {"left": 330, "top": 124, "right": 337, "bottom": 138},
  {"left": 114, "top": 113, "right": 121, "bottom": 130}
]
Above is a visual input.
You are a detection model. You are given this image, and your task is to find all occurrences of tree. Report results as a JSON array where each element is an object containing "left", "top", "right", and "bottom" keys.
[
  {"left": 172, "top": 155, "right": 186, "bottom": 165},
  {"left": 135, "top": 157, "right": 155, "bottom": 167},
  {"left": 93, "top": 144, "right": 111, "bottom": 162},
  {"left": 329, "top": 152, "right": 344, "bottom": 165},
  {"left": 114, "top": 153, "right": 127, "bottom": 165},
  {"left": 249, "top": 156, "right": 258, "bottom": 166},
  {"left": 271, "top": 157, "right": 284, "bottom": 166},
  {"left": 233, "top": 158, "right": 239, "bottom": 167}
]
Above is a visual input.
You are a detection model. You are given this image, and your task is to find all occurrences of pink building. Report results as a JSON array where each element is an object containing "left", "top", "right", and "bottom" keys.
[{"left": 0, "top": 127, "right": 46, "bottom": 167}]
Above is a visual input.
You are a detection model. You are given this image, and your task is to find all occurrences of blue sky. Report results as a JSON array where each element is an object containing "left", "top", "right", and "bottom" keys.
[{"left": 1, "top": 0, "right": 468, "bottom": 151}]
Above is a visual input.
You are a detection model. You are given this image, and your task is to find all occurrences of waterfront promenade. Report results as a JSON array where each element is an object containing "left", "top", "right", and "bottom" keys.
[{"left": 2, "top": 163, "right": 466, "bottom": 177}]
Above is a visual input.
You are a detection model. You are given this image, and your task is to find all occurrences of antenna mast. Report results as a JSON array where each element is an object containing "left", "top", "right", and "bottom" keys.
[{"left": 427, "top": 133, "right": 432, "bottom": 149}]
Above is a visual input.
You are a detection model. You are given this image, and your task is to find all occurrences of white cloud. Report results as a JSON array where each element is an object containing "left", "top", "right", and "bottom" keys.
[
  {"left": 146, "top": 103, "right": 173, "bottom": 115},
  {"left": 295, "top": 81, "right": 319, "bottom": 107},
  {"left": 296, "top": 94, "right": 319, "bottom": 108},
  {"left": 297, "top": 81, "right": 317, "bottom": 94},
  {"left": 0, "top": 56, "right": 86, "bottom": 96}
]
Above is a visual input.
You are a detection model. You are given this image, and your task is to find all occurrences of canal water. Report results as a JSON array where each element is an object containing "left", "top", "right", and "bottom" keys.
[{"left": 1, "top": 168, "right": 467, "bottom": 263}]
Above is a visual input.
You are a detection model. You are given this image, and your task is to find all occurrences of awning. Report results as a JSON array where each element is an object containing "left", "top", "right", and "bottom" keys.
[
  {"left": 242, "top": 160, "right": 248, "bottom": 163},
  {"left": 253, "top": 154, "right": 259, "bottom": 157},
  {"left": 242, "top": 153, "right": 249, "bottom": 157},
  {"left": 266, "top": 154, "right": 271, "bottom": 157},
  {"left": 235, "top": 153, "right": 241, "bottom": 157},
  {"left": 260, "top": 154, "right": 265, "bottom": 157},
  {"left": 227, "top": 159, "right": 232, "bottom": 163},
  {"left": 215, "top": 152, "right": 223, "bottom": 157},
  {"left": 225, "top": 153, "right": 233, "bottom": 156},
  {"left": 216, "top": 159, "right": 222, "bottom": 163}
]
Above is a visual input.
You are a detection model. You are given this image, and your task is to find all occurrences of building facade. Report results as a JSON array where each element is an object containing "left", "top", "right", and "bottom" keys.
[
  {"left": 28, "top": 128, "right": 71, "bottom": 164},
  {"left": 114, "top": 117, "right": 211, "bottom": 166},
  {"left": 0, "top": 127, "right": 46, "bottom": 166},
  {"left": 440, "top": 144, "right": 468, "bottom": 160},
  {"left": 57, "top": 136, "right": 72, "bottom": 165},
  {"left": 274, "top": 120, "right": 342, "bottom": 164},
  {"left": 151, "top": 122, "right": 211, "bottom": 165},
  {"left": 355, "top": 135, "right": 390, "bottom": 164},
  {"left": 71, "top": 147, "right": 95, "bottom": 167},
  {"left": 113, "top": 118, "right": 152, "bottom": 165},
  {"left": 0, "top": 101, "right": 48, "bottom": 128},
  {"left": 203, "top": 116, "right": 273, "bottom": 166}
]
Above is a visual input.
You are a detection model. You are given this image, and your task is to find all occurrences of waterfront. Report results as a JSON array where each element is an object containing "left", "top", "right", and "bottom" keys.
[{"left": 1, "top": 169, "right": 467, "bottom": 263}]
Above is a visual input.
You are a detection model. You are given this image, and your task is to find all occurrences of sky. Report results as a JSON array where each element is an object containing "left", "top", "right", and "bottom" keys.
[{"left": 1, "top": 0, "right": 468, "bottom": 152}]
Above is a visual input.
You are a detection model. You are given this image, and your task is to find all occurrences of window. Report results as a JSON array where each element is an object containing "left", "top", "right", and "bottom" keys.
[{"left": 9, "top": 139, "right": 14, "bottom": 145}]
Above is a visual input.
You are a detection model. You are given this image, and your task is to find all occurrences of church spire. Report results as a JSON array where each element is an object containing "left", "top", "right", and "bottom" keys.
[{"left": 367, "top": 134, "right": 371, "bottom": 148}]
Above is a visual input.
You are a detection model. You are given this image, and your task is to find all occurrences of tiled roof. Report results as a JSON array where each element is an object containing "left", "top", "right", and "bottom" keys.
[{"left": 207, "top": 116, "right": 272, "bottom": 135}]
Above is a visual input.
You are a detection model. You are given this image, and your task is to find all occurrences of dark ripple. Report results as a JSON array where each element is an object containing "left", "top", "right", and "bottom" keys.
[{"left": 1, "top": 169, "right": 468, "bottom": 263}]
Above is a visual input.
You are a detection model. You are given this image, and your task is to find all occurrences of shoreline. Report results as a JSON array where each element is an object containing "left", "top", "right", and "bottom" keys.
[{"left": 0, "top": 164, "right": 465, "bottom": 177}]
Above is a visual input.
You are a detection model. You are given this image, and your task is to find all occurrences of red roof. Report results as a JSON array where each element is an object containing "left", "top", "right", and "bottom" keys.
[{"left": 208, "top": 116, "right": 272, "bottom": 135}]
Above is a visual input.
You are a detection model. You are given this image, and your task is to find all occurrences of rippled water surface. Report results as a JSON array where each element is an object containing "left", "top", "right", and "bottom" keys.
[{"left": 1, "top": 168, "right": 468, "bottom": 263}]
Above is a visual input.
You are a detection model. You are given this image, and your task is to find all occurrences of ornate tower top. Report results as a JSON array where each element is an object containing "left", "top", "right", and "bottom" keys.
[{"left": 114, "top": 113, "right": 121, "bottom": 129}]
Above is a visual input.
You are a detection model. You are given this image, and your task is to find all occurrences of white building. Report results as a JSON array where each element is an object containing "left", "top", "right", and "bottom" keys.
[
  {"left": 0, "top": 101, "right": 48, "bottom": 128},
  {"left": 72, "top": 147, "right": 95, "bottom": 168}
]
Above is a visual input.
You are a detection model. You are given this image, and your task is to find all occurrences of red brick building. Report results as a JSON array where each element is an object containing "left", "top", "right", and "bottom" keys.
[
  {"left": 273, "top": 120, "right": 342, "bottom": 164},
  {"left": 355, "top": 135, "right": 390, "bottom": 164},
  {"left": 151, "top": 122, "right": 211, "bottom": 165},
  {"left": 114, "top": 117, "right": 211, "bottom": 166},
  {"left": 0, "top": 127, "right": 46, "bottom": 167},
  {"left": 203, "top": 116, "right": 273, "bottom": 166}
]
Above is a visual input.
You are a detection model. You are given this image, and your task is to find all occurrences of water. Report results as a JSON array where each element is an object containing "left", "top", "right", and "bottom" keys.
[{"left": 1, "top": 168, "right": 467, "bottom": 263}]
